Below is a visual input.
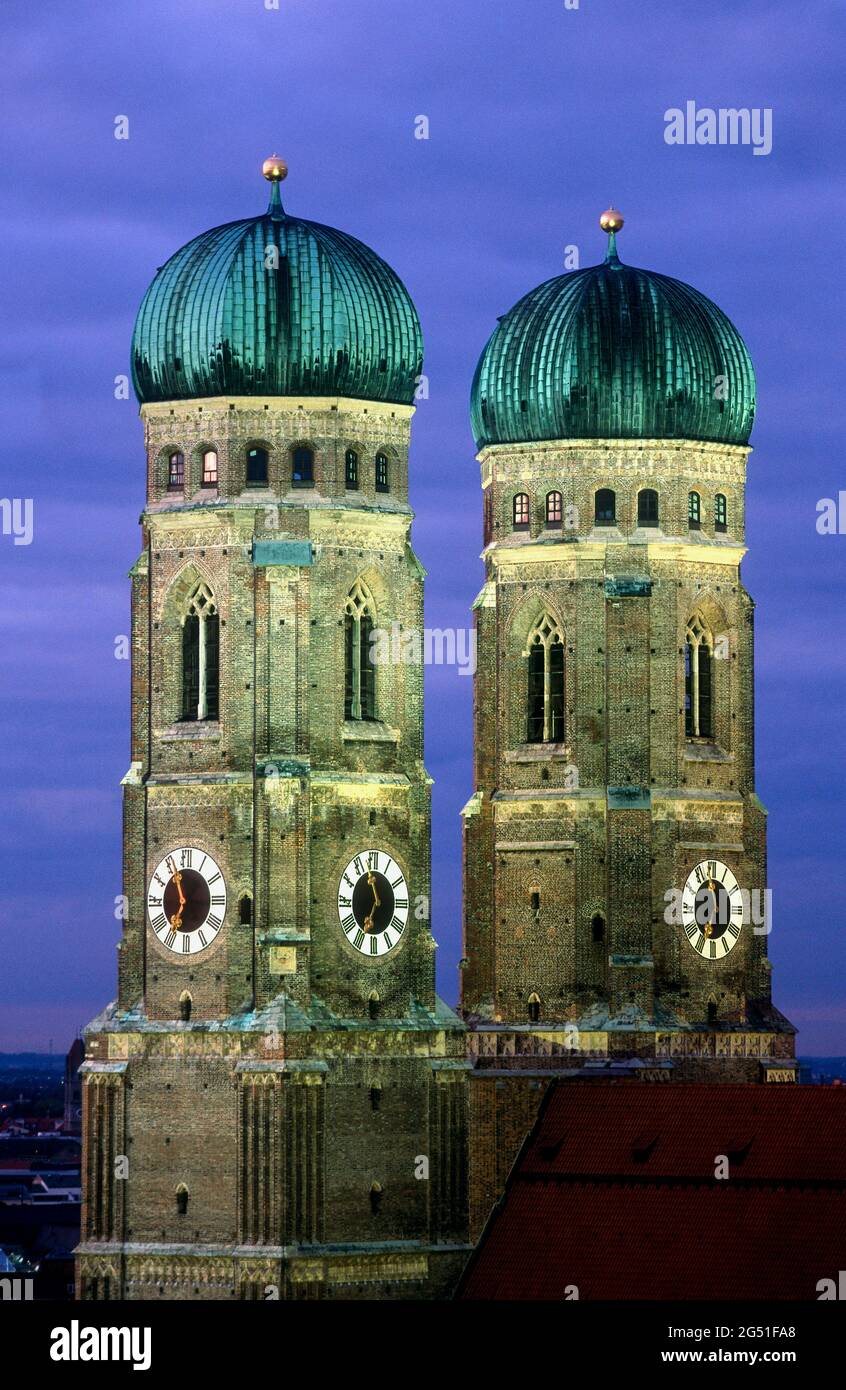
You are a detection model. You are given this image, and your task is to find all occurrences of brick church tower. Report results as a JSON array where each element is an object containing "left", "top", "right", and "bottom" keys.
[
  {"left": 460, "top": 210, "right": 797, "bottom": 1234},
  {"left": 76, "top": 159, "right": 469, "bottom": 1300}
]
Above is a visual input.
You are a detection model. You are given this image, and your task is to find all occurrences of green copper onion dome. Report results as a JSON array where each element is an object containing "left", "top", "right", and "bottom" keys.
[
  {"left": 470, "top": 210, "right": 755, "bottom": 448},
  {"left": 132, "top": 158, "right": 422, "bottom": 406}
]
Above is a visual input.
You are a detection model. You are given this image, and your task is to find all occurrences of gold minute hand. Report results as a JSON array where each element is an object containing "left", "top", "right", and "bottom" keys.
[
  {"left": 170, "top": 871, "right": 186, "bottom": 929},
  {"left": 363, "top": 872, "right": 381, "bottom": 931},
  {"left": 704, "top": 876, "right": 717, "bottom": 938}
]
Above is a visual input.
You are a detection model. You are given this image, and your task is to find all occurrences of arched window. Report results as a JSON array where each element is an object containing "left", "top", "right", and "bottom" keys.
[
  {"left": 715, "top": 494, "right": 728, "bottom": 533},
  {"left": 345, "top": 448, "right": 359, "bottom": 490},
  {"left": 175, "top": 1184, "right": 189, "bottom": 1216},
  {"left": 638, "top": 488, "right": 659, "bottom": 527},
  {"left": 375, "top": 452, "right": 389, "bottom": 493},
  {"left": 369, "top": 1181, "right": 383, "bottom": 1215},
  {"left": 594, "top": 488, "right": 616, "bottom": 526},
  {"left": 178, "top": 991, "right": 192, "bottom": 1022},
  {"left": 591, "top": 913, "right": 605, "bottom": 944},
  {"left": 238, "top": 894, "right": 252, "bottom": 925},
  {"left": 345, "top": 581, "right": 376, "bottom": 721},
  {"left": 202, "top": 450, "right": 218, "bottom": 487},
  {"left": 292, "top": 446, "right": 313, "bottom": 485},
  {"left": 545, "top": 491, "right": 563, "bottom": 528},
  {"left": 688, "top": 491, "right": 701, "bottom": 529},
  {"left": 370, "top": 1085, "right": 382, "bottom": 1113},
  {"left": 513, "top": 493, "right": 530, "bottom": 530},
  {"left": 168, "top": 451, "right": 185, "bottom": 491},
  {"left": 246, "top": 446, "right": 268, "bottom": 486},
  {"left": 368, "top": 991, "right": 380, "bottom": 1020},
  {"left": 526, "top": 613, "right": 565, "bottom": 743},
  {"left": 685, "top": 614, "right": 713, "bottom": 739},
  {"left": 181, "top": 581, "right": 219, "bottom": 722},
  {"left": 707, "top": 999, "right": 718, "bottom": 1025},
  {"left": 527, "top": 992, "right": 541, "bottom": 1023}
]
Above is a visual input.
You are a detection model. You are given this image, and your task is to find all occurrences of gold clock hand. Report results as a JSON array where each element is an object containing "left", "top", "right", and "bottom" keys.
[
  {"left": 363, "top": 871, "right": 381, "bottom": 932},
  {"left": 170, "top": 871, "right": 186, "bottom": 929},
  {"left": 704, "top": 876, "right": 717, "bottom": 937}
]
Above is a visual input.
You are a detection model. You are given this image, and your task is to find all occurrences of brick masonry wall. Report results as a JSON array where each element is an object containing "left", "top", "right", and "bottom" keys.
[
  {"left": 78, "top": 396, "right": 471, "bottom": 1302},
  {"left": 462, "top": 436, "right": 796, "bottom": 1230}
]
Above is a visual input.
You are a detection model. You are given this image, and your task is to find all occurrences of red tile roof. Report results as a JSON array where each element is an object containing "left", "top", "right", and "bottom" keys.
[{"left": 459, "top": 1084, "right": 846, "bottom": 1301}]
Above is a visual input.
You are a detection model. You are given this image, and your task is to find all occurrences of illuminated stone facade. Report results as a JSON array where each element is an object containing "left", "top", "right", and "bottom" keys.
[
  {"left": 461, "top": 436, "right": 797, "bottom": 1236},
  {"left": 77, "top": 396, "right": 470, "bottom": 1300}
]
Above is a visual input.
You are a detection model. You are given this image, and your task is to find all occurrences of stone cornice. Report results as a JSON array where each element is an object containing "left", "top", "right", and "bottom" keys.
[
  {"left": 488, "top": 537, "right": 746, "bottom": 568},
  {"left": 141, "top": 396, "right": 415, "bottom": 422},
  {"left": 477, "top": 436, "right": 751, "bottom": 468}
]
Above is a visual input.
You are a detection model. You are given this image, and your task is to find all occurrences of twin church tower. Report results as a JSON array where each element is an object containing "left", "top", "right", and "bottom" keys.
[{"left": 76, "top": 160, "right": 795, "bottom": 1301}]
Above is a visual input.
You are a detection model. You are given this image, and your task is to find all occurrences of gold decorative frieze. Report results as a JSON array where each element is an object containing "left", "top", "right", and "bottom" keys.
[
  {"left": 656, "top": 1032, "right": 776, "bottom": 1058},
  {"left": 289, "top": 1253, "right": 429, "bottom": 1285}
]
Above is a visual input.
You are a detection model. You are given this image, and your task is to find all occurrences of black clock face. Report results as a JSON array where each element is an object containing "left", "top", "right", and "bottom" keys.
[
  {"left": 693, "top": 883, "right": 731, "bottom": 941},
  {"left": 147, "top": 848, "right": 226, "bottom": 957},
  {"left": 337, "top": 850, "right": 409, "bottom": 958},
  {"left": 352, "top": 871, "right": 395, "bottom": 934},
  {"left": 163, "top": 868, "right": 210, "bottom": 933}
]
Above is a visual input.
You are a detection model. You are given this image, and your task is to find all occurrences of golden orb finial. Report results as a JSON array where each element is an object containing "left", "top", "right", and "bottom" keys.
[
  {"left": 599, "top": 207, "right": 624, "bottom": 234},
  {"left": 262, "top": 155, "right": 288, "bottom": 183}
]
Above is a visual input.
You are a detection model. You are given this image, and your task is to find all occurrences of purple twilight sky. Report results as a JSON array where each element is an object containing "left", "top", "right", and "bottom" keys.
[{"left": 0, "top": 0, "right": 844, "bottom": 1053}]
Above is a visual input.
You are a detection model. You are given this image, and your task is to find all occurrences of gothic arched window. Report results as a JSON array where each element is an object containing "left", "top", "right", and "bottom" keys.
[
  {"left": 375, "top": 452, "right": 389, "bottom": 493},
  {"left": 688, "top": 491, "right": 701, "bottom": 529},
  {"left": 344, "top": 580, "right": 376, "bottom": 722},
  {"left": 181, "top": 581, "right": 219, "bottom": 722},
  {"left": 715, "top": 493, "right": 728, "bottom": 533},
  {"left": 345, "top": 448, "right": 359, "bottom": 490},
  {"left": 292, "top": 446, "right": 313, "bottom": 485},
  {"left": 176, "top": 1184, "right": 189, "bottom": 1216},
  {"left": 685, "top": 614, "right": 713, "bottom": 739},
  {"left": 595, "top": 488, "right": 616, "bottom": 526},
  {"left": 178, "top": 991, "right": 192, "bottom": 1022},
  {"left": 526, "top": 614, "right": 565, "bottom": 743},
  {"left": 513, "top": 493, "right": 530, "bottom": 530},
  {"left": 638, "top": 488, "right": 659, "bottom": 527},
  {"left": 527, "top": 992, "right": 541, "bottom": 1023},
  {"left": 168, "top": 451, "right": 185, "bottom": 491},
  {"left": 202, "top": 450, "right": 218, "bottom": 487},
  {"left": 246, "top": 446, "right": 268, "bottom": 486},
  {"left": 546, "top": 491, "right": 563, "bottom": 528},
  {"left": 591, "top": 913, "right": 605, "bottom": 943},
  {"left": 238, "top": 894, "right": 253, "bottom": 925}
]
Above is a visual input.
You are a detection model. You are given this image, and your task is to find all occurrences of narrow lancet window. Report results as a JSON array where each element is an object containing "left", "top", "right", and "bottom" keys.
[
  {"left": 685, "top": 614, "right": 713, "bottom": 739},
  {"left": 344, "top": 580, "right": 376, "bottom": 721},
  {"left": 526, "top": 614, "right": 565, "bottom": 743},
  {"left": 181, "top": 582, "right": 219, "bottom": 721}
]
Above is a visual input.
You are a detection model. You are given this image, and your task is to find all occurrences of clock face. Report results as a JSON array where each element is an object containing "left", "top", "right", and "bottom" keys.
[
  {"left": 147, "top": 848, "right": 226, "bottom": 957},
  {"left": 337, "top": 849, "right": 409, "bottom": 958},
  {"left": 681, "top": 859, "right": 743, "bottom": 959}
]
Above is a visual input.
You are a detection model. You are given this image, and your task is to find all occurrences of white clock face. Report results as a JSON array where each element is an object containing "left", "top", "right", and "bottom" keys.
[
  {"left": 147, "top": 848, "right": 226, "bottom": 957},
  {"left": 337, "top": 849, "right": 409, "bottom": 958},
  {"left": 681, "top": 859, "right": 743, "bottom": 959}
]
